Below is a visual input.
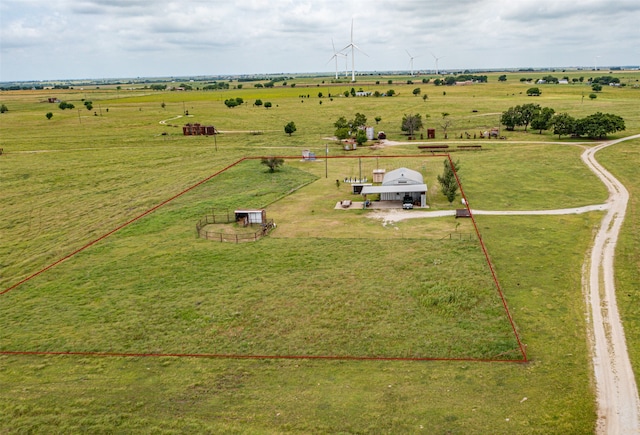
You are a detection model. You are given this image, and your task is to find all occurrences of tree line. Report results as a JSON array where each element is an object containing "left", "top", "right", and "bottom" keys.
[{"left": 501, "top": 103, "right": 625, "bottom": 139}]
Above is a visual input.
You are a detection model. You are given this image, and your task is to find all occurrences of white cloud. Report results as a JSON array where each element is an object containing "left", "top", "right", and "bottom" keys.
[{"left": 1, "top": 0, "right": 639, "bottom": 81}]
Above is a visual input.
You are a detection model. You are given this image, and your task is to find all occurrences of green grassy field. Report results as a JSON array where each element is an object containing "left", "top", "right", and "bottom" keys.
[{"left": 1, "top": 71, "right": 639, "bottom": 433}]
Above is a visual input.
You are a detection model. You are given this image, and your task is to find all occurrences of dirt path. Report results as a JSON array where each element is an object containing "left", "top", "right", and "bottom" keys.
[
  {"left": 368, "top": 134, "right": 640, "bottom": 432},
  {"left": 582, "top": 134, "right": 640, "bottom": 434},
  {"left": 366, "top": 203, "right": 610, "bottom": 224}
]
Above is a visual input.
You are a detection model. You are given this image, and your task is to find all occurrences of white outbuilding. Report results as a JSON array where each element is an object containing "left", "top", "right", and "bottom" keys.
[{"left": 360, "top": 167, "right": 427, "bottom": 207}]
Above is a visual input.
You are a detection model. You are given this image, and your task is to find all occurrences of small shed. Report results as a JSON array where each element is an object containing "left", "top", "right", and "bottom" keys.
[
  {"left": 427, "top": 129, "right": 436, "bottom": 139},
  {"left": 373, "top": 169, "right": 386, "bottom": 183},
  {"left": 234, "top": 209, "right": 267, "bottom": 225}
]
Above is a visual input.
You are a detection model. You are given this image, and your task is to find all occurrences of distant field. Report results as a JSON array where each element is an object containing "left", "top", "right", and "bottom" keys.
[{"left": 1, "top": 72, "right": 638, "bottom": 433}]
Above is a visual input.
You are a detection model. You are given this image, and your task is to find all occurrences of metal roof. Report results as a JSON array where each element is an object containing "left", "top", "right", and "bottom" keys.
[
  {"left": 382, "top": 167, "right": 424, "bottom": 185},
  {"left": 360, "top": 184, "right": 427, "bottom": 195}
]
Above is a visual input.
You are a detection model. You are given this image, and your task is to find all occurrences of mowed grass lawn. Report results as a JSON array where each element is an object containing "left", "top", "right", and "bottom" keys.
[
  {"left": 1, "top": 73, "right": 638, "bottom": 432},
  {"left": 0, "top": 159, "right": 519, "bottom": 360}
]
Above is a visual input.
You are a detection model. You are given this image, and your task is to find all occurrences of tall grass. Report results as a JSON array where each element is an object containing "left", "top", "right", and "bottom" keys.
[{"left": 1, "top": 73, "right": 638, "bottom": 432}]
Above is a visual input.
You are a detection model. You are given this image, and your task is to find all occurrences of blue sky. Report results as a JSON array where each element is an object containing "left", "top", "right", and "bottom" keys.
[{"left": 1, "top": 0, "right": 639, "bottom": 82}]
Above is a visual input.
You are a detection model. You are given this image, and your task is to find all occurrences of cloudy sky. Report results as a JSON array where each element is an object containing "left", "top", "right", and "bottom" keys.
[{"left": 1, "top": 0, "right": 639, "bottom": 82}]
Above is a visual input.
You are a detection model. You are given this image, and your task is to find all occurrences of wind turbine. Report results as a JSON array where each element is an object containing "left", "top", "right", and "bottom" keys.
[
  {"left": 340, "top": 19, "right": 368, "bottom": 82},
  {"left": 328, "top": 39, "right": 347, "bottom": 80},
  {"left": 406, "top": 50, "right": 419, "bottom": 76},
  {"left": 431, "top": 52, "right": 444, "bottom": 75}
]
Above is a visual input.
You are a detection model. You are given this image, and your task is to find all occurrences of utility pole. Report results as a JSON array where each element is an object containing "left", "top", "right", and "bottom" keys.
[{"left": 325, "top": 144, "right": 329, "bottom": 178}]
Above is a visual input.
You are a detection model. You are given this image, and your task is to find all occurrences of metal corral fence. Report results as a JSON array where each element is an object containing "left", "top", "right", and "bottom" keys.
[{"left": 196, "top": 211, "right": 275, "bottom": 243}]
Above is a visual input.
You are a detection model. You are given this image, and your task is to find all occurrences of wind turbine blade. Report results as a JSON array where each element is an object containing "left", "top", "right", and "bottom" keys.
[
  {"left": 352, "top": 43, "right": 368, "bottom": 57},
  {"left": 351, "top": 19, "right": 354, "bottom": 43}
]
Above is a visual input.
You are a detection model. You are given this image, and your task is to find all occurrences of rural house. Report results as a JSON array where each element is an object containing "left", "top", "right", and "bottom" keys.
[{"left": 360, "top": 167, "right": 427, "bottom": 207}]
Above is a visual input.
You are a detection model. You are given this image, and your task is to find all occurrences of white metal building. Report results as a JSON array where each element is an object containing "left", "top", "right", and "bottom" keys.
[{"left": 360, "top": 167, "right": 427, "bottom": 207}]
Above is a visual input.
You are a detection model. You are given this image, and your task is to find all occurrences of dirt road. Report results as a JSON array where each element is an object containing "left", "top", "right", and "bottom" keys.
[
  {"left": 368, "top": 134, "right": 640, "bottom": 432},
  {"left": 582, "top": 135, "right": 640, "bottom": 434}
]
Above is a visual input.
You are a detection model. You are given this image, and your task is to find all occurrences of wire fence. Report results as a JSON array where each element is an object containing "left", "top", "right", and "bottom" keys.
[{"left": 196, "top": 211, "right": 275, "bottom": 243}]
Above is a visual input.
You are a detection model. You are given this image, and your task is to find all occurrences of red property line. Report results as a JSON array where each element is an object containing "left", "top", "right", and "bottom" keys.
[
  {"left": 446, "top": 154, "right": 528, "bottom": 362},
  {"left": 0, "top": 350, "right": 526, "bottom": 363},
  {"left": 3, "top": 153, "right": 526, "bottom": 363},
  {"left": 1, "top": 157, "right": 248, "bottom": 296},
  {"left": 4, "top": 154, "right": 434, "bottom": 295}
]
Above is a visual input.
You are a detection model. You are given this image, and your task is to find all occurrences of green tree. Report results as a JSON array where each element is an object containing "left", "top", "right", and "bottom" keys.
[
  {"left": 0, "top": 103, "right": 8, "bottom": 113},
  {"left": 498, "top": 74, "right": 507, "bottom": 82},
  {"left": 84, "top": 101, "right": 93, "bottom": 111},
  {"left": 518, "top": 103, "right": 541, "bottom": 132},
  {"left": 589, "top": 93, "right": 597, "bottom": 100},
  {"left": 530, "top": 107, "right": 555, "bottom": 134},
  {"left": 386, "top": 89, "right": 395, "bottom": 96},
  {"left": 335, "top": 127, "right": 349, "bottom": 140},
  {"left": 355, "top": 129, "right": 368, "bottom": 146},
  {"left": 58, "top": 101, "right": 75, "bottom": 110},
  {"left": 318, "top": 92, "right": 323, "bottom": 98},
  {"left": 235, "top": 97, "right": 244, "bottom": 105},
  {"left": 401, "top": 113, "right": 423, "bottom": 137},
  {"left": 335, "top": 127, "right": 350, "bottom": 140},
  {"left": 352, "top": 112, "right": 367, "bottom": 128},
  {"left": 334, "top": 116, "right": 349, "bottom": 129},
  {"left": 374, "top": 116, "right": 382, "bottom": 125},
  {"left": 284, "top": 121, "right": 297, "bottom": 136},
  {"left": 264, "top": 101, "right": 272, "bottom": 108},
  {"left": 437, "top": 159, "right": 461, "bottom": 204},
  {"left": 255, "top": 99, "right": 263, "bottom": 107},
  {"left": 412, "top": 87, "right": 421, "bottom": 96},
  {"left": 261, "top": 156, "right": 285, "bottom": 173},
  {"left": 501, "top": 107, "right": 522, "bottom": 131},
  {"left": 574, "top": 112, "right": 625, "bottom": 139},
  {"left": 592, "top": 83, "right": 603, "bottom": 92},
  {"left": 526, "top": 87, "right": 541, "bottom": 96},
  {"left": 224, "top": 99, "right": 238, "bottom": 108},
  {"left": 350, "top": 87, "right": 356, "bottom": 97},
  {"left": 551, "top": 113, "right": 576, "bottom": 139},
  {"left": 46, "top": 112, "right": 53, "bottom": 120}
]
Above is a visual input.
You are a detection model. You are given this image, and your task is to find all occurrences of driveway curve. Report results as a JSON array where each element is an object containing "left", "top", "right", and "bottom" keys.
[
  {"left": 367, "top": 134, "right": 640, "bottom": 432},
  {"left": 582, "top": 134, "right": 640, "bottom": 434}
]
